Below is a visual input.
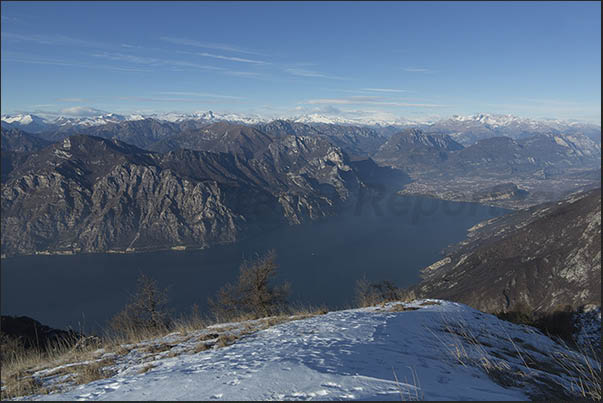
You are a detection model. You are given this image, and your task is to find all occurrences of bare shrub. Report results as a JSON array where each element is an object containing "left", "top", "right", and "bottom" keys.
[
  {"left": 0, "top": 332, "right": 26, "bottom": 367},
  {"left": 110, "top": 273, "right": 172, "bottom": 338},
  {"left": 496, "top": 304, "right": 577, "bottom": 344},
  {"left": 209, "top": 250, "right": 290, "bottom": 320},
  {"left": 355, "top": 277, "right": 405, "bottom": 307},
  {"left": 216, "top": 334, "right": 239, "bottom": 348},
  {"left": 72, "top": 358, "right": 116, "bottom": 385},
  {"left": 552, "top": 339, "right": 601, "bottom": 400}
]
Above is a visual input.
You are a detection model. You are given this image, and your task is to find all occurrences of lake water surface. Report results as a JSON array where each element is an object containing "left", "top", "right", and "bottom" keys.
[{"left": 1, "top": 196, "right": 508, "bottom": 333}]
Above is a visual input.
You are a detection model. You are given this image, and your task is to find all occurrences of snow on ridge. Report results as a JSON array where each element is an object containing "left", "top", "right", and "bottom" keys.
[
  {"left": 292, "top": 113, "right": 426, "bottom": 127},
  {"left": 2, "top": 110, "right": 599, "bottom": 130},
  {"left": 1, "top": 114, "right": 47, "bottom": 125},
  {"left": 22, "top": 300, "right": 598, "bottom": 401},
  {"left": 448, "top": 113, "right": 601, "bottom": 130}
]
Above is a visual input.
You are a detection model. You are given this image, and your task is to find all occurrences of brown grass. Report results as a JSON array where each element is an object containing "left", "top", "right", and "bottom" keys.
[
  {"left": 1, "top": 303, "right": 343, "bottom": 400},
  {"left": 388, "top": 305, "right": 420, "bottom": 312},
  {"left": 138, "top": 343, "right": 174, "bottom": 355},
  {"left": 138, "top": 364, "right": 155, "bottom": 374},
  {"left": 431, "top": 314, "right": 600, "bottom": 400},
  {"left": 191, "top": 342, "right": 213, "bottom": 354},
  {"left": 216, "top": 334, "right": 239, "bottom": 348},
  {"left": 0, "top": 335, "right": 107, "bottom": 400},
  {"left": 419, "top": 300, "right": 441, "bottom": 306},
  {"left": 72, "top": 358, "right": 117, "bottom": 385},
  {"left": 1, "top": 370, "right": 51, "bottom": 400},
  {"left": 198, "top": 333, "right": 220, "bottom": 342}
]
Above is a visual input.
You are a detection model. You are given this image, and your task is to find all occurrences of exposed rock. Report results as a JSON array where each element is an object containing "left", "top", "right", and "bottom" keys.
[
  {"left": 412, "top": 188, "right": 601, "bottom": 316},
  {"left": 1, "top": 134, "right": 368, "bottom": 257}
]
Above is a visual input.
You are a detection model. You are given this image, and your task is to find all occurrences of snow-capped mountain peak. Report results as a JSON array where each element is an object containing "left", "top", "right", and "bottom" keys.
[
  {"left": 1, "top": 114, "right": 49, "bottom": 126},
  {"left": 293, "top": 113, "right": 426, "bottom": 127}
]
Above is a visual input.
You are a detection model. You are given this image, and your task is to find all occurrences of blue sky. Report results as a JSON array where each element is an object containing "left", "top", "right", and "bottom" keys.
[{"left": 1, "top": 1, "right": 601, "bottom": 123}]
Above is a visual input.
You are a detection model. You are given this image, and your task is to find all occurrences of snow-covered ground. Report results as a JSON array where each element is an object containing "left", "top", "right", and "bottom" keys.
[{"left": 14, "top": 300, "right": 600, "bottom": 401}]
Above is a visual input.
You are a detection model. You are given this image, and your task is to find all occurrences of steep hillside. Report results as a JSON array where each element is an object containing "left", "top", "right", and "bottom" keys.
[
  {"left": 37, "top": 119, "right": 183, "bottom": 149},
  {"left": 412, "top": 188, "right": 601, "bottom": 316},
  {"left": 1, "top": 134, "right": 365, "bottom": 257},
  {"left": 1, "top": 128, "right": 52, "bottom": 152},
  {"left": 373, "top": 128, "right": 463, "bottom": 173},
  {"left": 1, "top": 128, "right": 52, "bottom": 182},
  {"left": 149, "top": 122, "right": 274, "bottom": 158}
]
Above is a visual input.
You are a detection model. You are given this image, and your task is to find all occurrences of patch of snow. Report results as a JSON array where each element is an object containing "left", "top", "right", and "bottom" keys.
[{"left": 20, "top": 300, "right": 596, "bottom": 401}]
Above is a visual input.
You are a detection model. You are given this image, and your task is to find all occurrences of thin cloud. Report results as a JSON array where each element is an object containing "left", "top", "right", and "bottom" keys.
[
  {"left": 404, "top": 67, "right": 432, "bottom": 73},
  {"left": 2, "top": 31, "right": 108, "bottom": 48},
  {"left": 306, "top": 97, "right": 446, "bottom": 107},
  {"left": 159, "top": 36, "right": 262, "bottom": 55},
  {"left": 362, "top": 88, "right": 409, "bottom": 93},
  {"left": 195, "top": 52, "right": 268, "bottom": 65},
  {"left": 91, "top": 51, "right": 224, "bottom": 71},
  {"left": 2, "top": 52, "right": 151, "bottom": 72},
  {"left": 29, "top": 104, "right": 56, "bottom": 108},
  {"left": 117, "top": 96, "right": 238, "bottom": 105},
  {"left": 158, "top": 91, "right": 244, "bottom": 100},
  {"left": 223, "top": 71, "right": 264, "bottom": 78},
  {"left": 56, "top": 97, "right": 87, "bottom": 103},
  {"left": 285, "top": 68, "right": 346, "bottom": 80},
  {"left": 60, "top": 106, "right": 107, "bottom": 117}
]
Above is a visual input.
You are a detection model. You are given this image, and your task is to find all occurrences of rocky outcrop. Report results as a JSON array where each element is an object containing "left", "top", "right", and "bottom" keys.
[
  {"left": 1, "top": 134, "right": 368, "bottom": 257},
  {"left": 411, "top": 188, "right": 601, "bottom": 315}
]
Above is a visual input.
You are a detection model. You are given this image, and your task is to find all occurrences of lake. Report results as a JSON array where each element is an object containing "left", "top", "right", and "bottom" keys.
[{"left": 1, "top": 196, "right": 508, "bottom": 333}]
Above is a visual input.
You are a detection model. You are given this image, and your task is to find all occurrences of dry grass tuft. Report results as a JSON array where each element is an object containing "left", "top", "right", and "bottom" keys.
[
  {"left": 198, "top": 333, "right": 220, "bottom": 342},
  {"left": 388, "top": 305, "right": 420, "bottom": 313},
  {"left": 431, "top": 314, "right": 600, "bottom": 400},
  {"left": 191, "top": 342, "right": 213, "bottom": 354},
  {"left": 138, "top": 363, "right": 155, "bottom": 374},
  {"left": 419, "top": 300, "right": 441, "bottom": 306},
  {"left": 551, "top": 340, "right": 601, "bottom": 400},
  {"left": 72, "top": 358, "right": 116, "bottom": 385},
  {"left": 1, "top": 370, "right": 50, "bottom": 400},
  {"left": 216, "top": 334, "right": 239, "bottom": 348},
  {"left": 138, "top": 343, "right": 174, "bottom": 355}
]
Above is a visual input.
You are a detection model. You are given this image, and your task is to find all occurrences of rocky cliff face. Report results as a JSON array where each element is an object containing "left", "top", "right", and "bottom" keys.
[
  {"left": 373, "top": 128, "right": 463, "bottom": 174},
  {"left": 411, "top": 188, "right": 601, "bottom": 315},
  {"left": 1, "top": 134, "right": 367, "bottom": 257}
]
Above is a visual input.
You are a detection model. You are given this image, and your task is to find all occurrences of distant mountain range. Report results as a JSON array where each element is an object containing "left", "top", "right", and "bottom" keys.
[
  {"left": 2, "top": 111, "right": 600, "bottom": 143},
  {"left": 374, "top": 128, "right": 601, "bottom": 177},
  {"left": 430, "top": 113, "right": 602, "bottom": 145}
]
